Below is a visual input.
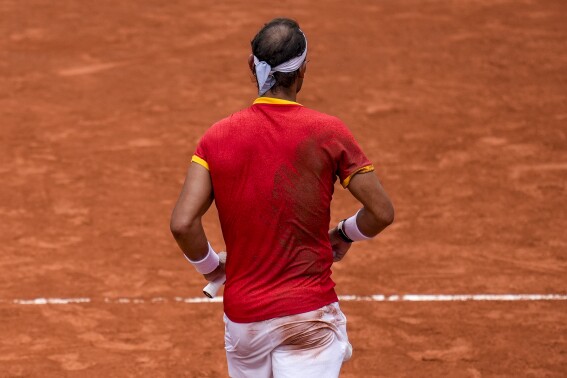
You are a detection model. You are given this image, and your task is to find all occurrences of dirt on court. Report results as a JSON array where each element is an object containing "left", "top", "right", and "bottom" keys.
[{"left": 1, "top": 0, "right": 566, "bottom": 377}]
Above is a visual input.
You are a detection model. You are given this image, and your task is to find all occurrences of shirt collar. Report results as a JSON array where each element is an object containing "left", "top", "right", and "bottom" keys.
[{"left": 253, "top": 97, "right": 303, "bottom": 106}]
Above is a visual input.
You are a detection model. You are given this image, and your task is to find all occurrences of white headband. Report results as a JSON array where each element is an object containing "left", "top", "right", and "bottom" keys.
[{"left": 253, "top": 31, "right": 307, "bottom": 96}]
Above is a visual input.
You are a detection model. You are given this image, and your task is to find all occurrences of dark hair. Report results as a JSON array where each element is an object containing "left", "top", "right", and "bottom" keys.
[{"left": 251, "top": 18, "right": 306, "bottom": 92}]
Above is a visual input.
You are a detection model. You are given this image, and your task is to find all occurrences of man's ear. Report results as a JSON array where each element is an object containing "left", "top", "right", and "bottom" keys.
[
  {"left": 298, "top": 60, "right": 307, "bottom": 78},
  {"left": 248, "top": 54, "right": 255, "bottom": 73}
]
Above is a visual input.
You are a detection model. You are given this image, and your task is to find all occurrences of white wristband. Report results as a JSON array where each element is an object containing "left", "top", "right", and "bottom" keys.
[
  {"left": 186, "top": 243, "right": 220, "bottom": 274},
  {"left": 343, "top": 210, "right": 372, "bottom": 241}
]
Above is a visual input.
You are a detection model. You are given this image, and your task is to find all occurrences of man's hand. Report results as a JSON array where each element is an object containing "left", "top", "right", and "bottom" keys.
[
  {"left": 329, "top": 228, "right": 352, "bottom": 262},
  {"left": 203, "top": 251, "right": 226, "bottom": 282}
]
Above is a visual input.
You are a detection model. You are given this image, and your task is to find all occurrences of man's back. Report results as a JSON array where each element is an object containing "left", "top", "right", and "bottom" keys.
[{"left": 193, "top": 98, "right": 373, "bottom": 322}]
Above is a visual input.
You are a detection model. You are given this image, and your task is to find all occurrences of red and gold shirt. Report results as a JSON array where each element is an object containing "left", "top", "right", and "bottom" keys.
[{"left": 193, "top": 97, "right": 374, "bottom": 323}]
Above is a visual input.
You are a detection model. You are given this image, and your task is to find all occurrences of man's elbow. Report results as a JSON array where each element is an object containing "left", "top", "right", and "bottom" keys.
[
  {"left": 372, "top": 200, "right": 394, "bottom": 229},
  {"left": 170, "top": 217, "right": 194, "bottom": 239},
  {"left": 382, "top": 201, "right": 395, "bottom": 226}
]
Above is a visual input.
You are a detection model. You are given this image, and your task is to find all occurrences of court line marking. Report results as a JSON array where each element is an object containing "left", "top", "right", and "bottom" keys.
[{"left": 2, "top": 294, "right": 567, "bottom": 305}]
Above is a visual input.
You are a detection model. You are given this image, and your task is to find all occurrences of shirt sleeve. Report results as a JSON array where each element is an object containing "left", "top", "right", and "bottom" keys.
[
  {"left": 192, "top": 134, "right": 210, "bottom": 171},
  {"left": 332, "top": 118, "right": 374, "bottom": 188}
]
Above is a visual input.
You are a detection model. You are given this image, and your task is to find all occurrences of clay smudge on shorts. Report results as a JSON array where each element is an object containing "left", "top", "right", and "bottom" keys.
[
  {"left": 277, "top": 321, "right": 335, "bottom": 356},
  {"left": 328, "top": 304, "right": 339, "bottom": 317}
]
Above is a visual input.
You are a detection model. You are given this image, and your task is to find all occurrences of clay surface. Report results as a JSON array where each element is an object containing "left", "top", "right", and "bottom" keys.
[{"left": 1, "top": 0, "right": 566, "bottom": 376}]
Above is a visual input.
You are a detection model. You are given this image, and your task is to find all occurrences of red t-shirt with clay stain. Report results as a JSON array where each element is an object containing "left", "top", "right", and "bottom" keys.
[{"left": 192, "top": 97, "right": 374, "bottom": 323}]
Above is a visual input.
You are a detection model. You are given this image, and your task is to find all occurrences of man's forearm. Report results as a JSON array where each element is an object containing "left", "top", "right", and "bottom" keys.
[
  {"left": 171, "top": 218, "right": 209, "bottom": 261},
  {"left": 356, "top": 206, "right": 394, "bottom": 237},
  {"left": 346, "top": 172, "right": 395, "bottom": 238}
]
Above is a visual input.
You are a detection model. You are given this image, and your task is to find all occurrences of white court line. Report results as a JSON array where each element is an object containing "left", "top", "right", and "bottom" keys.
[
  {"left": 338, "top": 294, "right": 567, "bottom": 302},
  {"left": 2, "top": 294, "right": 567, "bottom": 305}
]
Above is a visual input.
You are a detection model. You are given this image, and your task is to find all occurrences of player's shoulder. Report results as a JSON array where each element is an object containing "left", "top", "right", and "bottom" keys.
[
  {"left": 202, "top": 108, "right": 246, "bottom": 139},
  {"left": 209, "top": 106, "right": 254, "bottom": 130},
  {"left": 301, "top": 106, "right": 338, "bottom": 120},
  {"left": 300, "top": 106, "right": 351, "bottom": 132}
]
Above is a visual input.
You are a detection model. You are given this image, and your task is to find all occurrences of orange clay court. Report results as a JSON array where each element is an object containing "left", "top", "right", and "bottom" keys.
[{"left": 1, "top": 0, "right": 566, "bottom": 377}]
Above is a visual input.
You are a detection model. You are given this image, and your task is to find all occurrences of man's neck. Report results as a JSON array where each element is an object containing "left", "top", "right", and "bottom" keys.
[{"left": 261, "top": 87, "right": 297, "bottom": 102}]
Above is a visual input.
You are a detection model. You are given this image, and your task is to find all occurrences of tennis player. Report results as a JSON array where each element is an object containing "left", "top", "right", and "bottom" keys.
[{"left": 170, "top": 17, "right": 394, "bottom": 378}]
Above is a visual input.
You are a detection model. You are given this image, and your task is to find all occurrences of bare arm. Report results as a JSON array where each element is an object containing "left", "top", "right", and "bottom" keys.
[
  {"left": 346, "top": 171, "right": 394, "bottom": 237},
  {"left": 329, "top": 171, "right": 394, "bottom": 261},
  {"left": 170, "top": 162, "right": 224, "bottom": 281}
]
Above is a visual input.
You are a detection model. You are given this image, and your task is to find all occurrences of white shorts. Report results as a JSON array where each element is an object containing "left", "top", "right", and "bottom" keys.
[{"left": 224, "top": 302, "right": 352, "bottom": 378}]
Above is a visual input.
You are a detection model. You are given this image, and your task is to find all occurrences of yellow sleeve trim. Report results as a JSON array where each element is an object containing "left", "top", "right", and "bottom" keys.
[
  {"left": 341, "top": 165, "right": 375, "bottom": 188},
  {"left": 191, "top": 155, "right": 209, "bottom": 170},
  {"left": 253, "top": 97, "right": 303, "bottom": 106}
]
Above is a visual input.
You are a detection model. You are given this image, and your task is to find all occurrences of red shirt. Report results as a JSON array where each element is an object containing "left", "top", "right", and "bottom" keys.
[{"left": 193, "top": 97, "right": 374, "bottom": 323}]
